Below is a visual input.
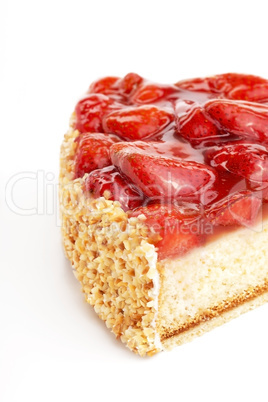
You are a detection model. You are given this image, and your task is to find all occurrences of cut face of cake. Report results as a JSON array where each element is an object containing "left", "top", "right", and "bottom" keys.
[{"left": 59, "top": 73, "right": 268, "bottom": 356}]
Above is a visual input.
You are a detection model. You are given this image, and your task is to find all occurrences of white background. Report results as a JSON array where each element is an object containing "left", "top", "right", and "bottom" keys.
[{"left": 1, "top": 1, "right": 268, "bottom": 401}]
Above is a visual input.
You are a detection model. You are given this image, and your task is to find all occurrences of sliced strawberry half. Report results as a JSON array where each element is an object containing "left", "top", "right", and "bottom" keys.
[
  {"left": 74, "top": 94, "right": 122, "bottom": 133},
  {"left": 175, "top": 73, "right": 268, "bottom": 102},
  {"left": 84, "top": 166, "right": 144, "bottom": 211},
  {"left": 205, "top": 142, "right": 268, "bottom": 182},
  {"left": 205, "top": 190, "right": 261, "bottom": 226},
  {"left": 208, "top": 73, "right": 268, "bottom": 100},
  {"left": 103, "top": 105, "right": 174, "bottom": 140},
  {"left": 88, "top": 76, "right": 120, "bottom": 95},
  {"left": 130, "top": 203, "right": 205, "bottom": 260},
  {"left": 110, "top": 142, "right": 218, "bottom": 203},
  {"left": 131, "top": 83, "right": 179, "bottom": 104},
  {"left": 119, "top": 72, "right": 143, "bottom": 95},
  {"left": 205, "top": 99, "right": 268, "bottom": 142},
  {"left": 175, "top": 76, "right": 217, "bottom": 93},
  {"left": 212, "top": 73, "right": 268, "bottom": 102},
  {"left": 178, "top": 106, "right": 221, "bottom": 146},
  {"left": 74, "top": 133, "right": 121, "bottom": 178}
]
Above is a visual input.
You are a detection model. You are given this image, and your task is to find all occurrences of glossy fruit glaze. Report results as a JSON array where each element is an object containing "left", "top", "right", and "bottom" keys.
[{"left": 73, "top": 72, "right": 268, "bottom": 260}]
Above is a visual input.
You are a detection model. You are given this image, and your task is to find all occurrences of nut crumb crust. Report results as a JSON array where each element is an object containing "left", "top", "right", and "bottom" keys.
[{"left": 59, "top": 126, "right": 161, "bottom": 356}]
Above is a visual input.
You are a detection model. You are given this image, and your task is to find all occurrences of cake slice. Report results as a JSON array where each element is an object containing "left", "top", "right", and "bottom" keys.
[{"left": 59, "top": 73, "right": 268, "bottom": 356}]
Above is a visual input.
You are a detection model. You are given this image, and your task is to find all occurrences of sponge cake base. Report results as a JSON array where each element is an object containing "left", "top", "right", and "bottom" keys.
[{"left": 157, "top": 218, "right": 268, "bottom": 348}]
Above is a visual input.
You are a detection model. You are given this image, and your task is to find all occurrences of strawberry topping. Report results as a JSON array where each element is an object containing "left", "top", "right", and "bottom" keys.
[
  {"left": 205, "top": 142, "right": 268, "bottom": 182},
  {"left": 103, "top": 105, "right": 174, "bottom": 140},
  {"left": 120, "top": 73, "right": 143, "bottom": 95},
  {"left": 205, "top": 191, "right": 261, "bottom": 226},
  {"left": 111, "top": 142, "right": 218, "bottom": 202},
  {"left": 72, "top": 72, "right": 268, "bottom": 259},
  {"left": 132, "top": 84, "right": 179, "bottom": 104},
  {"left": 74, "top": 94, "right": 122, "bottom": 133},
  {"left": 130, "top": 204, "right": 205, "bottom": 259},
  {"left": 85, "top": 166, "right": 144, "bottom": 211},
  {"left": 176, "top": 73, "right": 268, "bottom": 102},
  {"left": 88, "top": 76, "right": 120, "bottom": 95},
  {"left": 205, "top": 100, "right": 268, "bottom": 142},
  {"left": 74, "top": 133, "right": 120, "bottom": 178},
  {"left": 178, "top": 106, "right": 220, "bottom": 146}
]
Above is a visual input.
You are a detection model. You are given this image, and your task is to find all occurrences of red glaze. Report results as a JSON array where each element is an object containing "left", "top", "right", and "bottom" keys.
[
  {"left": 73, "top": 72, "right": 268, "bottom": 259},
  {"left": 205, "top": 191, "right": 261, "bottom": 226},
  {"left": 178, "top": 106, "right": 220, "bottom": 146},
  {"left": 130, "top": 204, "right": 205, "bottom": 259},
  {"left": 74, "top": 94, "right": 122, "bottom": 133},
  {"left": 111, "top": 142, "right": 218, "bottom": 203},
  {"left": 74, "top": 133, "right": 121, "bottom": 178},
  {"left": 205, "top": 100, "right": 268, "bottom": 142},
  {"left": 131, "top": 84, "right": 179, "bottom": 104},
  {"left": 120, "top": 73, "right": 143, "bottom": 95},
  {"left": 103, "top": 105, "right": 174, "bottom": 140},
  {"left": 176, "top": 73, "right": 268, "bottom": 102},
  {"left": 205, "top": 142, "right": 268, "bottom": 183},
  {"left": 88, "top": 76, "right": 120, "bottom": 95},
  {"left": 85, "top": 166, "right": 144, "bottom": 211}
]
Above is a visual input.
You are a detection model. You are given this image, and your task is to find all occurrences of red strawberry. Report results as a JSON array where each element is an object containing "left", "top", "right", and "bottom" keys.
[
  {"left": 205, "top": 142, "right": 268, "bottom": 182},
  {"left": 88, "top": 76, "right": 120, "bottom": 94},
  {"left": 110, "top": 142, "right": 218, "bottom": 203},
  {"left": 175, "top": 76, "right": 215, "bottom": 93},
  {"left": 230, "top": 84, "right": 268, "bottom": 102},
  {"left": 84, "top": 166, "right": 144, "bottom": 211},
  {"left": 205, "top": 99, "right": 268, "bottom": 142},
  {"left": 131, "top": 84, "right": 178, "bottom": 104},
  {"left": 129, "top": 140, "right": 202, "bottom": 162},
  {"left": 176, "top": 73, "right": 268, "bottom": 101},
  {"left": 130, "top": 203, "right": 205, "bottom": 259},
  {"left": 103, "top": 105, "right": 174, "bottom": 140},
  {"left": 205, "top": 191, "right": 261, "bottom": 226},
  {"left": 119, "top": 72, "right": 143, "bottom": 94},
  {"left": 207, "top": 73, "right": 268, "bottom": 98},
  {"left": 74, "top": 94, "right": 122, "bottom": 133},
  {"left": 74, "top": 133, "right": 120, "bottom": 178},
  {"left": 178, "top": 106, "right": 220, "bottom": 146},
  {"left": 211, "top": 73, "right": 268, "bottom": 101}
]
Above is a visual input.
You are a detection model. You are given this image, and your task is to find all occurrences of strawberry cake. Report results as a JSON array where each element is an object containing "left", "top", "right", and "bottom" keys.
[{"left": 60, "top": 73, "right": 268, "bottom": 356}]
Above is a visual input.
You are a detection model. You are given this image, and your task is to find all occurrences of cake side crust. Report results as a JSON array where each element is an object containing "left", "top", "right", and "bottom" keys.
[{"left": 59, "top": 126, "right": 162, "bottom": 356}]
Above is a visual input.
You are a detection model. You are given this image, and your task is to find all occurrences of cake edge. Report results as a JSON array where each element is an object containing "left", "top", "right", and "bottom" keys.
[{"left": 59, "top": 124, "right": 162, "bottom": 356}]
